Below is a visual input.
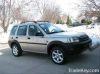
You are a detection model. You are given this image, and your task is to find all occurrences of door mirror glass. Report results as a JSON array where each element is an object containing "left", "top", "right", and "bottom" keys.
[{"left": 36, "top": 31, "right": 44, "bottom": 36}]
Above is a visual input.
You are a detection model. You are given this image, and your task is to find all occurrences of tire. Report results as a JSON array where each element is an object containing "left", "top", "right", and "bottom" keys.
[
  {"left": 11, "top": 44, "right": 22, "bottom": 57},
  {"left": 50, "top": 46, "right": 66, "bottom": 65}
]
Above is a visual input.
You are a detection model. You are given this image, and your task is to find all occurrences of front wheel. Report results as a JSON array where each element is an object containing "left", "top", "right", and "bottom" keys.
[{"left": 50, "top": 46, "right": 66, "bottom": 65}]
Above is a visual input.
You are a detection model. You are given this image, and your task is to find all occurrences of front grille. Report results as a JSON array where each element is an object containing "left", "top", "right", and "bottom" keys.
[{"left": 79, "top": 35, "right": 89, "bottom": 42}]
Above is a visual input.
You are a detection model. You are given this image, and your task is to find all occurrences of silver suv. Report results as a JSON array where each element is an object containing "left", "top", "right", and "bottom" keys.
[{"left": 8, "top": 21, "right": 92, "bottom": 64}]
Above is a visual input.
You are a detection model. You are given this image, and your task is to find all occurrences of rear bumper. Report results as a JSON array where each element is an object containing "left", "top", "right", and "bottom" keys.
[
  {"left": 8, "top": 40, "right": 12, "bottom": 48},
  {"left": 65, "top": 39, "right": 92, "bottom": 54}
]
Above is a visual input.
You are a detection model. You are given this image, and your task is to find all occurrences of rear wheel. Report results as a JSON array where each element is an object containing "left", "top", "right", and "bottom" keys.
[
  {"left": 50, "top": 46, "right": 66, "bottom": 65},
  {"left": 11, "top": 44, "right": 22, "bottom": 57}
]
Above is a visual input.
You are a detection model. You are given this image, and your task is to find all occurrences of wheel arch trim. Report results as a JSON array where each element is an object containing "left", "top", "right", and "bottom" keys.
[
  {"left": 47, "top": 41, "right": 66, "bottom": 55},
  {"left": 8, "top": 40, "right": 21, "bottom": 49}
]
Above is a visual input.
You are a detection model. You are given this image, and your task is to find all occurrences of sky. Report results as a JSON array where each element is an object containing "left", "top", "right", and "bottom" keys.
[
  {"left": 11, "top": 0, "right": 82, "bottom": 19},
  {"left": 55, "top": 0, "right": 82, "bottom": 18},
  {"left": 0, "top": 0, "right": 82, "bottom": 22},
  {"left": 16, "top": 0, "right": 82, "bottom": 20}
]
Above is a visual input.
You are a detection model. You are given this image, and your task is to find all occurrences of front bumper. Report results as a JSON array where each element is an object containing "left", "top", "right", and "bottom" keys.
[{"left": 65, "top": 39, "right": 92, "bottom": 54}]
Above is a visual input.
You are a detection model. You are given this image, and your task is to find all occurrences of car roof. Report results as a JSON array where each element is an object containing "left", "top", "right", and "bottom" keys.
[
  {"left": 21, "top": 21, "right": 49, "bottom": 24},
  {"left": 13, "top": 22, "right": 35, "bottom": 26},
  {"left": 13, "top": 21, "right": 50, "bottom": 27}
]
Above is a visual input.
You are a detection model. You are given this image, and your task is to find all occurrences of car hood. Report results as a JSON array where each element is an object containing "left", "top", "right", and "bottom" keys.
[{"left": 47, "top": 32, "right": 86, "bottom": 38}]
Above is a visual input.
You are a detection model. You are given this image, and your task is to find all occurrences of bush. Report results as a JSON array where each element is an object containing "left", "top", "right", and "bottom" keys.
[
  {"left": 66, "top": 16, "right": 72, "bottom": 26},
  {"left": 81, "top": 19, "right": 92, "bottom": 25},
  {"left": 56, "top": 20, "right": 64, "bottom": 24},
  {"left": 86, "top": 20, "right": 92, "bottom": 25}
]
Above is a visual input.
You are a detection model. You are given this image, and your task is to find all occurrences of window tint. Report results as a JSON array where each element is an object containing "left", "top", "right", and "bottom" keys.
[
  {"left": 39, "top": 23, "right": 64, "bottom": 34},
  {"left": 10, "top": 26, "right": 18, "bottom": 35},
  {"left": 28, "top": 25, "right": 37, "bottom": 36},
  {"left": 17, "top": 25, "right": 27, "bottom": 36}
]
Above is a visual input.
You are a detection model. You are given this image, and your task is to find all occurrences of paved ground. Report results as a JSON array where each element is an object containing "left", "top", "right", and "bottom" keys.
[{"left": 0, "top": 44, "right": 100, "bottom": 74}]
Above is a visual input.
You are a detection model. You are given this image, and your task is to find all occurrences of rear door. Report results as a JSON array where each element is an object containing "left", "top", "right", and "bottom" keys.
[{"left": 16, "top": 25, "right": 28, "bottom": 50}]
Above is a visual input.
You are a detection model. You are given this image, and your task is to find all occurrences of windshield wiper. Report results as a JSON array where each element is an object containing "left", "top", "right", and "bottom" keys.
[
  {"left": 48, "top": 31, "right": 65, "bottom": 34},
  {"left": 59, "top": 30, "right": 65, "bottom": 32}
]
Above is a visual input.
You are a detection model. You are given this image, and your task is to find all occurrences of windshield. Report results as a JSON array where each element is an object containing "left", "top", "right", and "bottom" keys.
[{"left": 39, "top": 23, "right": 65, "bottom": 34}]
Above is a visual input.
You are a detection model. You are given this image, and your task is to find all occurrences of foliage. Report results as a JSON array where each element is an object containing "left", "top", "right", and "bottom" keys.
[
  {"left": 85, "top": 20, "right": 92, "bottom": 25},
  {"left": 0, "top": 0, "right": 28, "bottom": 32},
  {"left": 56, "top": 20, "right": 64, "bottom": 24},
  {"left": 81, "top": 19, "right": 92, "bottom": 25},
  {"left": 66, "top": 16, "right": 72, "bottom": 26},
  {"left": 0, "top": 0, "right": 61, "bottom": 32},
  {"left": 79, "top": 0, "right": 100, "bottom": 18}
]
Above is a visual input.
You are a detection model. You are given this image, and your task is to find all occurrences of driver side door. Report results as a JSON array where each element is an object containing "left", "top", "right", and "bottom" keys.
[{"left": 25, "top": 25, "right": 47, "bottom": 53}]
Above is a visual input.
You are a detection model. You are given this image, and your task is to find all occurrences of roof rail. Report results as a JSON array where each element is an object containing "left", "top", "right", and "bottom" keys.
[
  {"left": 20, "top": 21, "right": 49, "bottom": 24},
  {"left": 20, "top": 21, "right": 36, "bottom": 24},
  {"left": 36, "top": 21, "right": 49, "bottom": 22}
]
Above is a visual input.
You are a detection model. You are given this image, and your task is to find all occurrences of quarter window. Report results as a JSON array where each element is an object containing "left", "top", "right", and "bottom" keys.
[
  {"left": 17, "top": 25, "right": 27, "bottom": 36},
  {"left": 10, "top": 26, "right": 18, "bottom": 35}
]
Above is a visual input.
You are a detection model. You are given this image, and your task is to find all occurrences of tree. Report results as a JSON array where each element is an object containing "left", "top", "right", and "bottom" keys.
[
  {"left": 82, "top": 0, "right": 100, "bottom": 11},
  {"left": 0, "top": 0, "right": 12, "bottom": 32},
  {"left": 81, "top": 19, "right": 92, "bottom": 25},
  {"left": 11, "top": 7, "right": 27, "bottom": 22},
  {"left": 13, "top": 0, "right": 35, "bottom": 21},
  {"left": 0, "top": 0, "right": 30, "bottom": 32},
  {"left": 34, "top": 0, "right": 61, "bottom": 23},
  {"left": 56, "top": 19, "right": 64, "bottom": 24},
  {"left": 0, "top": 0, "right": 61, "bottom": 32},
  {"left": 66, "top": 16, "right": 72, "bottom": 26},
  {"left": 41, "top": 5, "right": 61, "bottom": 23},
  {"left": 81, "top": 19, "right": 86, "bottom": 23},
  {"left": 60, "top": 13, "right": 68, "bottom": 24},
  {"left": 78, "top": 0, "right": 100, "bottom": 22}
]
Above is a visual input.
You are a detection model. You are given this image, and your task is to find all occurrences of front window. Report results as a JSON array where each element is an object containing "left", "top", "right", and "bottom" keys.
[
  {"left": 28, "top": 25, "right": 43, "bottom": 36},
  {"left": 39, "top": 23, "right": 64, "bottom": 34},
  {"left": 28, "top": 25, "right": 37, "bottom": 36}
]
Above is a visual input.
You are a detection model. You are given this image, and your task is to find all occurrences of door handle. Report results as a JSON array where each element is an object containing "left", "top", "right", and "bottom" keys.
[
  {"left": 16, "top": 37, "right": 18, "bottom": 39},
  {"left": 11, "top": 37, "right": 13, "bottom": 39},
  {"left": 27, "top": 37, "right": 30, "bottom": 39}
]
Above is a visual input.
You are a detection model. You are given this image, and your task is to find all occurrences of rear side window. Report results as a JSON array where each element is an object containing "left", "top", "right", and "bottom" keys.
[
  {"left": 10, "top": 26, "right": 18, "bottom": 35},
  {"left": 17, "top": 25, "right": 27, "bottom": 36}
]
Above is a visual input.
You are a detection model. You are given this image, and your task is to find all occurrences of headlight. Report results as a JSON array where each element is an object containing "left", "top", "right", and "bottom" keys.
[
  {"left": 73, "top": 37, "right": 79, "bottom": 42},
  {"left": 66, "top": 37, "right": 79, "bottom": 43}
]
